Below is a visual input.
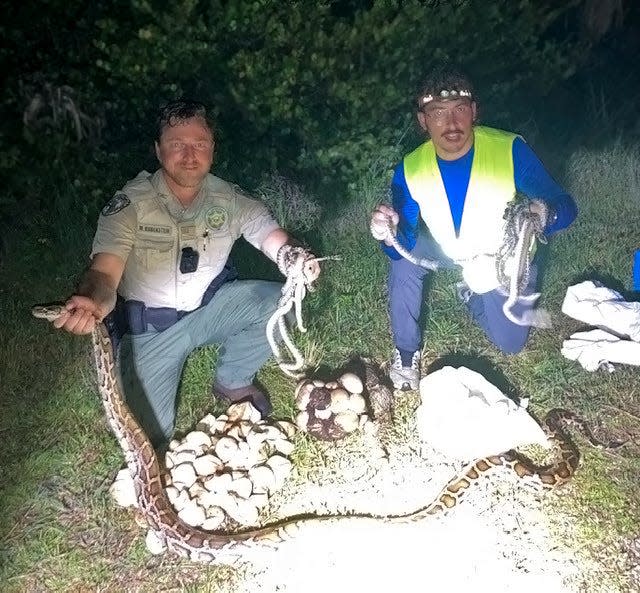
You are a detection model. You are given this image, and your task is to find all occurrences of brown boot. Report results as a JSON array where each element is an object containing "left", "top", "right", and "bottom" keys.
[{"left": 212, "top": 381, "right": 272, "bottom": 418}]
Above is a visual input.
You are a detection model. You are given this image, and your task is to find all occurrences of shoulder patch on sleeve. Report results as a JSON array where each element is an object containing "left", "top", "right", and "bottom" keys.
[{"left": 101, "top": 192, "right": 131, "bottom": 216}]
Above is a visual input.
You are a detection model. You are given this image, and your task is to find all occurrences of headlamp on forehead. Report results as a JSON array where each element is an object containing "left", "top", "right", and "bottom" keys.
[{"left": 420, "top": 89, "right": 473, "bottom": 106}]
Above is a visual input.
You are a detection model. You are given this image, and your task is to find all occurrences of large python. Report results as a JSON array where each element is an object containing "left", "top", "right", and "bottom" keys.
[{"left": 31, "top": 304, "right": 614, "bottom": 565}]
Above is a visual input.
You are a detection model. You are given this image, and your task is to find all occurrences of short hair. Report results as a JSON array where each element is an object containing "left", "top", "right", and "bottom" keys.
[
  {"left": 155, "top": 99, "right": 215, "bottom": 141},
  {"left": 415, "top": 65, "right": 476, "bottom": 110}
]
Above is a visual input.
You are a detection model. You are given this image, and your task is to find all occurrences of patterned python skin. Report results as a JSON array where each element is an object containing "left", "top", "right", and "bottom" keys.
[
  {"left": 31, "top": 304, "right": 609, "bottom": 564},
  {"left": 496, "top": 198, "right": 550, "bottom": 328},
  {"left": 414, "top": 409, "right": 580, "bottom": 517}
]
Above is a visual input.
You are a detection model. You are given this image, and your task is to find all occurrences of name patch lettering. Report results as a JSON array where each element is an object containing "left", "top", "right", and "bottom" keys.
[
  {"left": 180, "top": 225, "right": 197, "bottom": 241},
  {"left": 138, "top": 224, "right": 172, "bottom": 234}
]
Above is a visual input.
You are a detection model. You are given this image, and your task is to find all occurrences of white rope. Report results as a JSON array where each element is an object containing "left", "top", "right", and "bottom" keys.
[{"left": 266, "top": 254, "right": 339, "bottom": 378}]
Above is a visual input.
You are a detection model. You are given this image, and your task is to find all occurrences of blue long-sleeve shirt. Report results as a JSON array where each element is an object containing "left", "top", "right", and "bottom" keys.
[{"left": 382, "top": 136, "right": 578, "bottom": 260}]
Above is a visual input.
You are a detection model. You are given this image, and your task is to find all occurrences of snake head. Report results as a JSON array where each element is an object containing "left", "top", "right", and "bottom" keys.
[{"left": 300, "top": 256, "right": 320, "bottom": 290}]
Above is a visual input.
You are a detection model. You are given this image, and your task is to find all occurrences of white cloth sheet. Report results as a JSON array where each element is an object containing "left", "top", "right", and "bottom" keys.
[
  {"left": 415, "top": 366, "right": 549, "bottom": 461},
  {"left": 561, "top": 280, "right": 640, "bottom": 371},
  {"left": 561, "top": 328, "right": 640, "bottom": 372},
  {"left": 561, "top": 280, "right": 640, "bottom": 341}
]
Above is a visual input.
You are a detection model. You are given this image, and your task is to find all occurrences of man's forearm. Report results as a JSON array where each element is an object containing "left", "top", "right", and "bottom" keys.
[
  {"left": 513, "top": 138, "right": 578, "bottom": 235},
  {"left": 77, "top": 268, "right": 118, "bottom": 314},
  {"left": 261, "top": 228, "right": 292, "bottom": 262},
  {"left": 379, "top": 180, "right": 420, "bottom": 260}
]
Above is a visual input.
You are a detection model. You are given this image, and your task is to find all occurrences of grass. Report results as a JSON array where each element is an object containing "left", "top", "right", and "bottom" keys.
[{"left": 1, "top": 141, "right": 640, "bottom": 591}]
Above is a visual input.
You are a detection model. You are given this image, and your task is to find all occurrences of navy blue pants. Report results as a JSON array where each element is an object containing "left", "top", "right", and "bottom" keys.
[{"left": 388, "top": 233, "right": 537, "bottom": 355}]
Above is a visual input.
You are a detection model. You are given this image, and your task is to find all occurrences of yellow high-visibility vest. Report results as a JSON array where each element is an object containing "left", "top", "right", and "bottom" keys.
[{"left": 403, "top": 126, "right": 519, "bottom": 293}]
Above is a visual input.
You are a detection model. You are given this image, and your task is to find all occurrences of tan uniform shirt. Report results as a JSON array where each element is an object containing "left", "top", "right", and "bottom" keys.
[{"left": 91, "top": 170, "right": 280, "bottom": 311}]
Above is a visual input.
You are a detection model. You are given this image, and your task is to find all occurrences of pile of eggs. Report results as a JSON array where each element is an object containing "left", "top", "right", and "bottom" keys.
[
  {"left": 294, "top": 372, "right": 371, "bottom": 440},
  {"left": 110, "top": 401, "right": 297, "bottom": 550}
]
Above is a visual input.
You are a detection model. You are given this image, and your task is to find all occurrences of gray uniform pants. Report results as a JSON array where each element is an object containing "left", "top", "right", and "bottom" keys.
[
  {"left": 389, "top": 232, "right": 535, "bottom": 356},
  {"left": 118, "top": 279, "right": 282, "bottom": 449}
]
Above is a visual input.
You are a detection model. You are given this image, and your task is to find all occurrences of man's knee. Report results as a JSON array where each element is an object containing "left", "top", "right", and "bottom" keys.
[
  {"left": 389, "top": 259, "right": 429, "bottom": 299},
  {"left": 390, "top": 255, "right": 428, "bottom": 279},
  {"left": 490, "top": 328, "right": 530, "bottom": 354},
  {"left": 255, "top": 280, "right": 284, "bottom": 316},
  {"left": 228, "top": 279, "right": 283, "bottom": 318},
  {"left": 249, "top": 279, "right": 282, "bottom": 300}
]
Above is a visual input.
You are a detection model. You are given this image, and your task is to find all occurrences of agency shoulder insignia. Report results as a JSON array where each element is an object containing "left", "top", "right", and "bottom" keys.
[{"left": 101, "top": 192, "right": 131, "bottom": 216}]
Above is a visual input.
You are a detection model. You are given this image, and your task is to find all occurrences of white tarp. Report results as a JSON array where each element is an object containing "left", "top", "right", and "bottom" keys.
[
  {"left": 561, "top": 280, "right": 640, "bottom": 371},
  {"left": 415, "top": 366, "right": 549, "bottom": 461}
]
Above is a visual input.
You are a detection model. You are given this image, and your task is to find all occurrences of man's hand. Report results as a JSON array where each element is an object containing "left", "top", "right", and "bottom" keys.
[
  {"left": 277, "top": 245, "right": 320, "bottom": 284},
  {"left": 370, "top": 204, "right": 399, "bottom": 242},
  {"left": 52, "top": 295, "right": 107, "bottom": 335},
  {"left": 51, "top": 254, "right": 122, "bottom": 334},
  {"left": 527, "top": 199, "right": 549, "bottom": 229}
]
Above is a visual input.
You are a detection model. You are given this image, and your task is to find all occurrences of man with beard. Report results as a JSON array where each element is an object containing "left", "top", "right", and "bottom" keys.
[
  {"left": 370, "top": 66, "right": 577, "bottom": 391},
  {"left": 46, "top": 99, "right": 320, "bottom": 451}
]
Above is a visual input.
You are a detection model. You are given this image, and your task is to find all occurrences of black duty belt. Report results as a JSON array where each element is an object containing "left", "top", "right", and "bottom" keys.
[{"left": 104, "top": 260, "right": 238, "bottom": 343}]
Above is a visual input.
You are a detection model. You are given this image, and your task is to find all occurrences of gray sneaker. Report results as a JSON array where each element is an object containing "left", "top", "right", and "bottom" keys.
[
  {"left": 455, "top": 281, "right": 473, "bottom": 304},
  {"left": 389, "top": 348, "right": 420, "bottom": 391}
]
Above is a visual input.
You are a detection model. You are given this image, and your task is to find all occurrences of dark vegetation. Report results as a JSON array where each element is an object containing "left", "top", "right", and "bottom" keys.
[{"left": 1, "top": 0, "right": 638, "bottom": 250}]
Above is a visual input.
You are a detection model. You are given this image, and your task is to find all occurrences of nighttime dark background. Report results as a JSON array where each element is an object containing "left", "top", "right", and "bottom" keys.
[
  {"left": 0, "top": 0, "right": 638, "bottom": 249},
  {"left": 1, "top": 4, "right": 640, "bottom": 589}
]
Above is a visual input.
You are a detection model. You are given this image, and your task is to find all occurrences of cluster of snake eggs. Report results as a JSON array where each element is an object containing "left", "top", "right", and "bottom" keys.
[
  {"left": 294, "top": 372, "right": 369, "bottom": 440},
  {"left": 110, "top": 401, "right": 296, "bottom": 542}
]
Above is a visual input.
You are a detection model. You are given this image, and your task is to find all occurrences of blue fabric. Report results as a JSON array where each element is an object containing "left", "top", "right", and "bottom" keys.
[
  {"left": 398, "top": 348, "right": 417, "bottom": 366},
  {"left": 437, "top": 148, "right": 473, "bottom": 236},
  {"left": 387, "top": 233, "right": 457, "bottom": 353},
  {"left": 381, "top": 135, "right": 578, "bottom": 259}
]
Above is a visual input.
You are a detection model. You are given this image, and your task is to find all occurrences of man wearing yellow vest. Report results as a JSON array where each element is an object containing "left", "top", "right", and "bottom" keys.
[
  {"left": 43, "top": 99, "right": 320, "bottom": 451},
  {"left": 370, "top": 66, "right": 577, "bottom": 391}
]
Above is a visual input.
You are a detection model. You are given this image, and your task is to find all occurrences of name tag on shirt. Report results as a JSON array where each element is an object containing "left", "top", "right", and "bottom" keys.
[{"left": 138, "top": 224, "right": 172, "bottom": 235}]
